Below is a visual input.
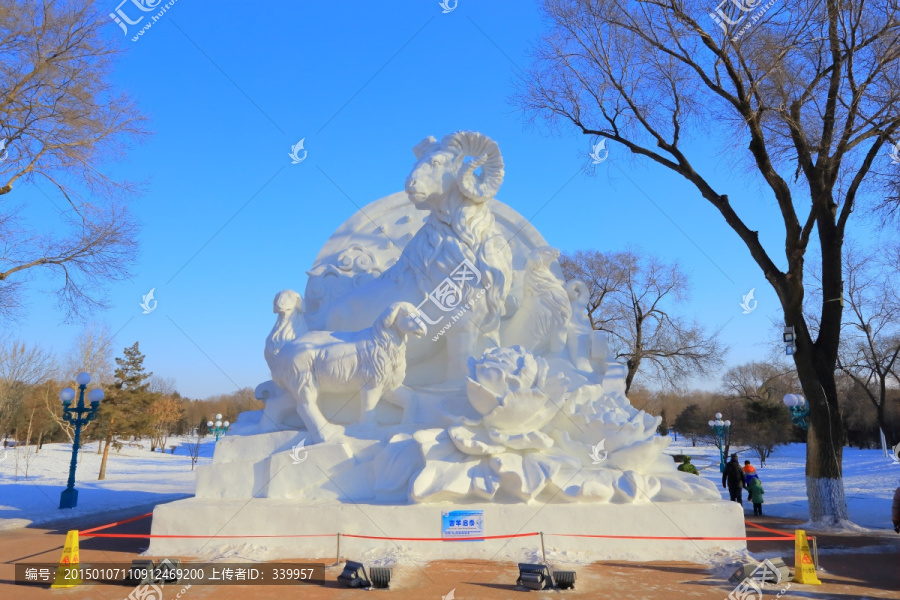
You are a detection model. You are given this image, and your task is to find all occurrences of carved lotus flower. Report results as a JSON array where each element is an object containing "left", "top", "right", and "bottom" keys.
[{"left": 465, "top": 346, "right": 559, "bottom": 434}]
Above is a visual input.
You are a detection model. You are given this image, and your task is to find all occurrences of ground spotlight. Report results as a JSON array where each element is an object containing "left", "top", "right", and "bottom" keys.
[
  {"left": 336, "top": 560, "right": 391, "bottom": 589},
  {"left": 516, "top": 563, "right": 576, "bottom": 591},
  {"left": 156, "top": 557, "right": 183, "bottom": 584},
  {"left": 127, "top": 559, "right": 156, "bottom": 585}
]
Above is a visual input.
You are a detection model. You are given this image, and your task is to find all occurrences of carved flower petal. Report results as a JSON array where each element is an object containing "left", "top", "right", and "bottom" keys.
[
  {"left": 490, "top": 452, "right": 561, "bottom": 500},
  {"left": 465, "top": 378, "right": 501, "bottom": 416},
  {"left": 449, "top": 426, "right": 506, "bottom": 456},
  {"left": 487, "top": 428, "right": 553, "bottom": 451}
]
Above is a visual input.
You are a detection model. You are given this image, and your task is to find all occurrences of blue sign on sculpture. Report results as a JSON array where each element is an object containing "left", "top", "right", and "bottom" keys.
[{"left": 441, "top": 509, "right": 484, "bottom": 540}]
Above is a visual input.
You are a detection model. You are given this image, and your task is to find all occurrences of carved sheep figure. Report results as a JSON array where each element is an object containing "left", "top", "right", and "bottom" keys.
[
  {"left": 322, "top": 131, "right": 513, "bottom": 380},
  {"left": 264, "top": 289, "right": 307, "bottom": 365},
  {"left": 267, "top": 302, "right": 428, "bottom": 442}
]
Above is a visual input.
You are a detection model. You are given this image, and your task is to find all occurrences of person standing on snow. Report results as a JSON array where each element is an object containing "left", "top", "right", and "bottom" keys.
[
  {"left": 743, "top": 460, "right": 759, "bottom": 502},
  {"left": 722, "top": 453, "right": 745, "bottom": 505},
  {"left": 747, "top": 476, "right": 765, "bottom": 516}
]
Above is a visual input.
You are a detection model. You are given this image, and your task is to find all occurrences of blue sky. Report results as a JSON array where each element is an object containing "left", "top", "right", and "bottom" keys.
[{"left": 7, "top": 0, "right": 882, "bottom": 399}]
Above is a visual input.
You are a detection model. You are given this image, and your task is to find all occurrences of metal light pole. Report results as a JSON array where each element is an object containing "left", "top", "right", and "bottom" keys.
[
  {"left": 207, "top": 414, "right": 230, "bottom": 441},
  {"left": 707, "top": 412, "right": 731, "bottom": 473},
  {"left": 59, "top": 372, "right": 104, "bottom": 509},
  {"left": 783, "top": 394, "right": 809, "bottom": 429}
]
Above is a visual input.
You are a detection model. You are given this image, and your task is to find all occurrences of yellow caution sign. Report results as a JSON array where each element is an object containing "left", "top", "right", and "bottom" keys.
[
  {"left": 792, "top": 529, "right": 821, "bottom": 585},
  {"left": 50, "top": 530, "right": 81, "bottom": 588}
]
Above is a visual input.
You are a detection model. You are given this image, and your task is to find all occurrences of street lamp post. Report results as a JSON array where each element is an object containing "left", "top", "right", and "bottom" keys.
[
  {"left": 708, "top": 412, "right": 732, "bottom": 473},
  {"left": 783, "top": 394, "right": 809, "bottom": 429},
  {"left": 59, "top": 372, "right": 104, "bottom": 509},
  {"left": 207, "top": 414, "right": 230, "bottom": 441}
]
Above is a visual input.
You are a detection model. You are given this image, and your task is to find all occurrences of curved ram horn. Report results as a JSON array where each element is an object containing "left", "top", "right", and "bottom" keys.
[
  {"left": 413, "top": 136, "right": 439, "bottom": 160},
  {"left": 443, "top": 131, "right": 504, "bottom": 203}
]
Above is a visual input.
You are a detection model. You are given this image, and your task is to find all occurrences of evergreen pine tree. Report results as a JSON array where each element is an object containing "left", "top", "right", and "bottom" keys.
[{"left": 97, "top": 342, "right": 155, "bottom": 479}]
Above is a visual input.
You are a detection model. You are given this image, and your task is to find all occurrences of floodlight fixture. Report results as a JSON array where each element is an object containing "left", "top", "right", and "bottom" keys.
[
  {"left": 517, "top": 563, "right": 551, "bottom": 590},
  {"left": 336, "top": 560, "right": 391, "bottom": 589},
  {"left": 516, "top": 563, "right": 576, "bottom": 591}
]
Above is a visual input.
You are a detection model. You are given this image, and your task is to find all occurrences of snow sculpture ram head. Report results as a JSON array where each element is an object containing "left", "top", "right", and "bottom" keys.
[{"left": 405, "top": 131, "right": 505, "bottom": 207}]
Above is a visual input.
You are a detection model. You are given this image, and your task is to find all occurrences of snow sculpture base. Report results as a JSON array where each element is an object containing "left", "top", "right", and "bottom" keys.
[{"left": 147, "top": 498, "right": 745, "bottom": 562}]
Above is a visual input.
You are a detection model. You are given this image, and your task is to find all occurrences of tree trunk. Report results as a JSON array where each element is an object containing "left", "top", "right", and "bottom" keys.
[
  {"left": 24, "top": 408, "right": 35, "bottom": 447},
  {"left": 36, "top": 430, "right": 43, "bottom": 451},
  {"left": 876, "top": 402, "right": 893, "bottom": 448},
  {"left": 788, "top": 303, "right": 849, "bottom": 523},
  {"left": 625, "top": 358, "right": 638, "bottom": 393},
  {"left": 98, "top": 419, "right": 114, "bottom": 481}
]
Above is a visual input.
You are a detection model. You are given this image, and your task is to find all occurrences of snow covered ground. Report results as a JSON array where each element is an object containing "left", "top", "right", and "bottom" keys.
[
  {"left": 0, "top": 437, "right": 897, "bottom": 533},
  {"left": 666, "top": 441, "right": 899, "bottom": 530},
  {"left": 0, "top": 436, "right": 215, "bottom": 531}
]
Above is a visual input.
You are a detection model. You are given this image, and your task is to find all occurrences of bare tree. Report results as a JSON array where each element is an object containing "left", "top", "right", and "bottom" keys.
[
  {"left": 518, "top": 0, "right": 900, "bottom": 524},
  {"left": 835, "top": 243, "right": 900, "bottom": 446},
  {"left": 148, "top": 395, "right": 184, "bottom": 452},
  {"left": 721, "top": 361, "right": 797, "bottom": 465},
  {"left": 148, "top": 375, "right": 177, "bottom": 396},
  {"left": 721, "top": 361, "right": 799, "bottom": 404},
  {"left": 0, "top": 338, "right": 56, "bottom": 437},
  {"left": 65, "top": 322, "right": 116, "bottom": 385},
  {"left": 187, "top": 435, "right": 202, "bottom": 470},
  {"left": 0, "top": 0, "right": 147, "bottom": 322},
  {"left": 561, "top": 248, "right": 725, "bottom": 392}
]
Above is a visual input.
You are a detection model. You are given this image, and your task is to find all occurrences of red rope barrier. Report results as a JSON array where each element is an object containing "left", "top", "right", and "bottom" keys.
[
  {"left": 547, "top": 533, "right": 793, "bottom": 541},
  {"left": 83, "top": 533, "right": 338, "bottom": 539},
  {"left": 342, "top": 532, "right": 540, "bottom": 542},
  {"left": 744, "top": 521, "right": 794, "bottom": 538},
  {"left": 74, "top": 513, "right": 797, "bottom": 543},
  {"left": 80, "top": 512, "right": 154, "bottom": 535}
]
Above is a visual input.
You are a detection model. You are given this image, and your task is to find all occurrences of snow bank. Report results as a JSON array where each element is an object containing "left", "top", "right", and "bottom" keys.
[{"left": 0, "top": 436, "right": 214, "bottom": 531}]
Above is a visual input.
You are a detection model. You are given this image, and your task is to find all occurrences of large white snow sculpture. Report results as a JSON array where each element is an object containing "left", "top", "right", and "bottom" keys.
[
  {"left": 231, "top": 130, "right": 719, "bottom": 505},
  {"left": 149, "top": 131, "right": 743, "bottom": 561}
]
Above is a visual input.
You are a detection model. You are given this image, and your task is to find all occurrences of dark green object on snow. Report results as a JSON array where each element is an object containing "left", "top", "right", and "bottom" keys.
[
  {"left": 747, "top": 478, "right": 764, "bottom": 504},
  {"left": 677, "top": 456, "right": 699, "bottom": 475}
]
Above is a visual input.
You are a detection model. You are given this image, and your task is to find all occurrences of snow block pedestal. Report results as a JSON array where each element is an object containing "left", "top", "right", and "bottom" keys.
[{"left": 147, "top": 498, "right": 745, "bottom": 562}]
